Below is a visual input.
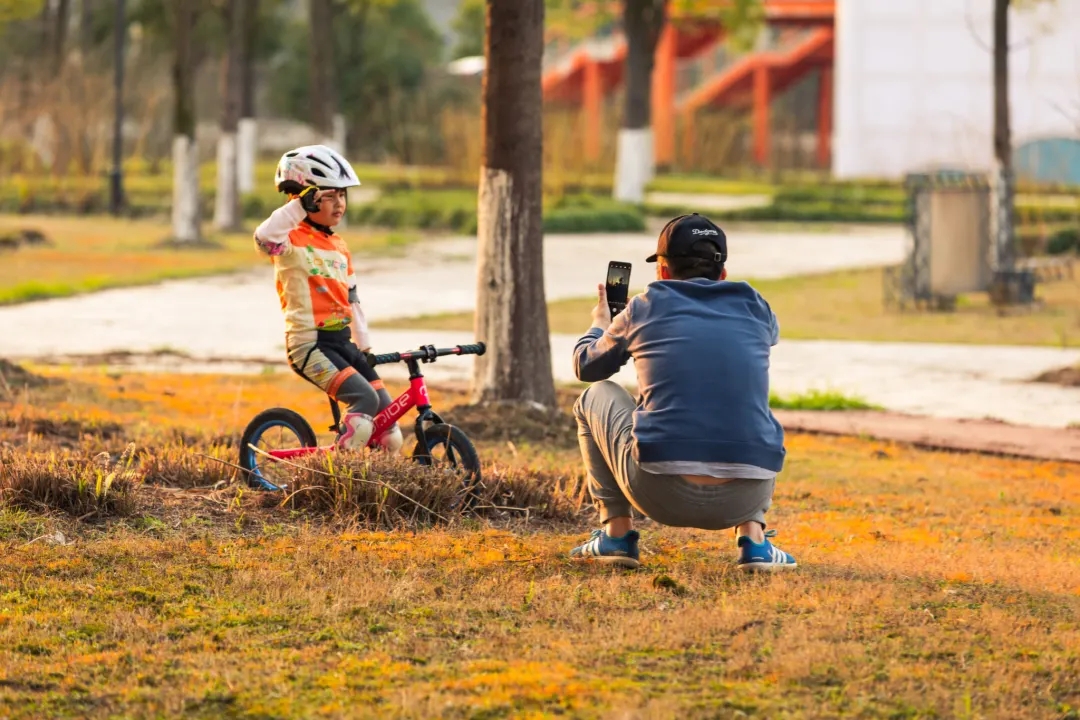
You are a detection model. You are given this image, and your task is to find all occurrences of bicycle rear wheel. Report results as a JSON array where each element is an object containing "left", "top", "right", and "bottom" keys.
[
  {"left": 239, "top": 408, "right": 318, "bottom": 491},
  {"left": 411, "top": 423, "right": 482, "bottom": 509}
]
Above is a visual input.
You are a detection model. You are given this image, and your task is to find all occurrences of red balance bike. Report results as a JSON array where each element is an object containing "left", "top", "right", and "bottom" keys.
[{"left": 238, "top": 342, "right": 486, "bottom": 494}]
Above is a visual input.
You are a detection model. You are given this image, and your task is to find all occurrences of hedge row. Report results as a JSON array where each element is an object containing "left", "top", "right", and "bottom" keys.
[
  {"left": 3, "top": 176, "right": 1075, "bottom": 237},
  {"left": 345, "top": 191, "right": 646, "bottom": 234},
  {"left": 1048, "top": 228, "right": 1080, "bottom": 255},
  {"left": 647, "top": 198, "right": 1079, "bottom": 226}
]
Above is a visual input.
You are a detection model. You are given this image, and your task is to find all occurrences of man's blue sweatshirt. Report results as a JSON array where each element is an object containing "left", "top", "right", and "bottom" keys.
[{"left": 573, "top": 278, "right": 786, "bottom": 472}]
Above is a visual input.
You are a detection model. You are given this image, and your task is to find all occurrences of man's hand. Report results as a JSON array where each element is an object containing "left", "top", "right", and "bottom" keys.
[{"left": 591, "top": 283, "right": 612, "bottom": 331}]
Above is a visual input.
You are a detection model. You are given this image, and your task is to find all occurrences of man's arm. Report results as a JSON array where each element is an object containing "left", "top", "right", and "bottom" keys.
[{"left": 572, "top": 299, "right": 633, "bottom": 383}]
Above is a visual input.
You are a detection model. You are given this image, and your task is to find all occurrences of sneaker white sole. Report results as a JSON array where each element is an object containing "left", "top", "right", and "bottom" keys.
[
  {"left": 738, "top": 561, "right": 797, "bottom": 573},
  {"left": 575, "top": 556, "right": 641, "bottom": 569}
]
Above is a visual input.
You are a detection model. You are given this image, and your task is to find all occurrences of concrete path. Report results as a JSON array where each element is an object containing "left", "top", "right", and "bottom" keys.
[
  {"left": 5, "top": 224, "right": 1076, "bottom": 428},
  {"left": 0, "top": 226, "right": 907, "bottom": 359}
]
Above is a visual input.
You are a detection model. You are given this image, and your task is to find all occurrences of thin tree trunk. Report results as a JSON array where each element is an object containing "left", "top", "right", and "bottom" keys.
[
  {"left": 613, "top": 0, "right": 666, "bottom": 203},
  {"left": 80, "top": 0, "right": 96, "bottom": 56},
  {"left": 309, "top": 0, "right": 337, "bottom": 143},
  {"left": 215, "top": 0, "right": 243, "bottom": 231},
  {"left": 53, "top": 0, "right": 72, "bottom": 73},
  {"left": 40, "top": 2, "right": 53, "bottom": 75},
  {"left": 237, "top": 0, "right": 258, "bottom": 194},
  {"left": 471, "top": 0, "right": 555, "bottom": 408},
  {"left": 993, "top": 0, "right": 1014, "bottom": 269},
  {"left": 171, "top": 0, "right": 201, "bottom": 243}
]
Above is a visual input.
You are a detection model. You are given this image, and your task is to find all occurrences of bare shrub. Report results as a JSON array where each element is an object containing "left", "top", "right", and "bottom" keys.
[
  {"left": 279, "top": 451, "right": 586, "bottom": 528},
  {"left": 140, "top": 440, "right": 238, "bottom": 489},
  {"left": 0, "top": 445, "right": 142, "bottom": 517}
]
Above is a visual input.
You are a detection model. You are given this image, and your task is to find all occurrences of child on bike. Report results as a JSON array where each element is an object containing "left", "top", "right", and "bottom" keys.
[{"left": 253, "top": 144, "right": 402, "bottom": 453}]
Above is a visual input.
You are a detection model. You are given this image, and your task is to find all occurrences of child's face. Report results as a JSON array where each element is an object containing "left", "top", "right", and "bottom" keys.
[{"left": 309, "top": 189, "right": 347, "bottom": 227}]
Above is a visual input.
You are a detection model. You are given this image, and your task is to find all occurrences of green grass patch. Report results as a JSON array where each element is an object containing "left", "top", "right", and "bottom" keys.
[
  {"left": 769, "top": 389, "right": 881, "bottom": 411},
  {"left": 0, "top": 214, "right": 419, "bottom": 306},
  {"left": 646, "top": 174, "right": 778, "bottom": 196}
]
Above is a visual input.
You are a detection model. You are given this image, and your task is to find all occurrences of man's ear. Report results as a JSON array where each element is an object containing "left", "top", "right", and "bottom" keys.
[
  {"left": 720, "top": 267, "right": 728, "bottom": 281},
  {"left": 659, "top": 264, "right": 672, "bottom": 280}
]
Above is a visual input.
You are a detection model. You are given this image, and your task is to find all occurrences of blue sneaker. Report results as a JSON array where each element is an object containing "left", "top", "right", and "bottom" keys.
[
  {"left": 570, "top": 529, "right": 640, "bottom": 569},
  {"left": 737, "top": 530, "right": 797, "bottom": 572}
]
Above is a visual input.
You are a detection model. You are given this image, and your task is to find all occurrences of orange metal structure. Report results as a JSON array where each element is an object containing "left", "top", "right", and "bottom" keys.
[{"left": 541, "top": 0, "right": 836, "bottom": 168}]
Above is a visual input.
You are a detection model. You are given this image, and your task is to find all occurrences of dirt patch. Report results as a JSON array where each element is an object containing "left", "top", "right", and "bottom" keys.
[
  {"left": 0, "top": 359, "right": 56, "bottom": 391},
  {"left": 0, "top": 413, "right": 124, "bottom": 442},
  {"left": 153, "top": 237, "right": 226, "bottom": 251},
  {"left": 443, "top": 390, "right": 582, "bottom": 448},
  {"left": 776, "top": 410, "right": 1080, "bottom": 464},
  {"left": 28, "top": 349, "right": 282, "bottom": 369},
  {"left": 0, "top": 228, "right": 51, "bottom": 251},
  {"left": 1033, "top": 365, "right": 1080, "bottom": 387}
]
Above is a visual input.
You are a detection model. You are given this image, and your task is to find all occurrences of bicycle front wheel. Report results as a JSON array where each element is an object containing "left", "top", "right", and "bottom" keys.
[{"left": 239, "top": 408, "right": 318, "bottom": 492}]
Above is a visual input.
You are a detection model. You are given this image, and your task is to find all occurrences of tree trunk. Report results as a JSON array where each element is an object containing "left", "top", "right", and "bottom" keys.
[
  {"left": 471, "top": 0, "right": 556, "bottom": 408},
  {"left": 80, "top": 0, "right": 96, "bottom": 56},
  {"left": 309, "top": 0, "right": 337, "bottom": 143},
  {"left": 237, "top": 0, "right": 258, "bottom": 194},
  {"left": 39, "top": 2, "right": 54, "bottom": 86},
  {"left": 171, "top": 0, "right": 201, "bottom": 243},
  {"left": 53, "top": 0, "right": 72, "bottom": 74},
  {"left": 108, "top": 0, "right": 126, "bottom": 210},
  {"left": 993, "top": 0, "right": 1014, "bottom": 269},
  {"left": 613, "top": 0, "right": 667, "bottom": 203},
  {"left": 214, "top": 0, "right": 244, "bottom": 231}
]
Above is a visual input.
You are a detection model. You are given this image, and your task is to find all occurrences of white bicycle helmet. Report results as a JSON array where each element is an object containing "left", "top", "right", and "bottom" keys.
[{"left": 274, "top": 144, "right": 361, "bottom": 191}]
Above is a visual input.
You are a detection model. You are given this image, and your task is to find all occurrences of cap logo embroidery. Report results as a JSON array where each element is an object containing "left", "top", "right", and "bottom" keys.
[{"left": 691, "top": 228, "right": 719, "bottom": 236}]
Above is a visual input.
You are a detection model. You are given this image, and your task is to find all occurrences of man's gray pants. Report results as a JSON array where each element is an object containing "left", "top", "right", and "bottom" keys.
[{"left": 574, "top": 380, "right": 775, "bottom": 530}]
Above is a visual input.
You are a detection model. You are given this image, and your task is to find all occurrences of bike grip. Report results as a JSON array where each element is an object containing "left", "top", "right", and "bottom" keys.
[
  {"left": 456, "top": 343, "right": 485, "bottom": 356},
  {"left": 371, "top": 352, "right": 400, "bottom": 366}
]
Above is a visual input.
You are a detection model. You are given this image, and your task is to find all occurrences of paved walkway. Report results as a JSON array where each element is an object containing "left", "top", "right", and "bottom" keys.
[
  {"left": 0, "top": 225, "right": 906, "bottom": 357},
  {"left": 4, "top": 225, "right": 1077, "bottom": 429}
]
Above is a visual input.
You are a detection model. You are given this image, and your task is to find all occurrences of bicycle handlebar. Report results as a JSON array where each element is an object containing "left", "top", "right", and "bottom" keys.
[{"left": 370, "top": 342, "right": 486, "bottom": 367}]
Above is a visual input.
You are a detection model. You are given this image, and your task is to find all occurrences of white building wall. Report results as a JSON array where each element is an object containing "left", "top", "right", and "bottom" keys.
[{"left": 833, "top": 0, "right": 1080, "bottom": 179}]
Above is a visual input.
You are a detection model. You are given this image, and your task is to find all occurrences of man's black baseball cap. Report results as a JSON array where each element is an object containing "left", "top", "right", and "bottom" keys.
[{"left": 645, "top": 213, "right": 727, "bottom": 265}]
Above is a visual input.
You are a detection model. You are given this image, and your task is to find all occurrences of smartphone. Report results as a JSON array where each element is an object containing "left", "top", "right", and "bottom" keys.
[{"left": 606, "top": 261, "right": 632, "bottom": 317}]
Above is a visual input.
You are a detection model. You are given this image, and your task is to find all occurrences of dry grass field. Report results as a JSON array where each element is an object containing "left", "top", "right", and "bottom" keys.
[{"left": 0, "top": 363, "right": 1078, "bottom": 719}]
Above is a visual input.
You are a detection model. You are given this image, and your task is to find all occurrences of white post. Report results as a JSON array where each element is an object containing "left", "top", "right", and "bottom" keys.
[
  {"left": 237, "top": 117, "right": 257, "bottom": 194},
  {"left": 171, "top": 134, "right": 201, "bottom": 242},
  {"left": 214, "top": 131, "right": 239, "bottom": 230},
  {"left": 613, "top": 127, "right": 654, "bottom": 204}
]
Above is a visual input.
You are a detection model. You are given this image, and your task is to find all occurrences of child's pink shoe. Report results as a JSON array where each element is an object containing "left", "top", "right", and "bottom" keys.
[
  {"left": 373, "top": 424, "right": 404, "bottom": 454},
  {"left": 337, "top": 413, "right": 374, "bottom": 450}
]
